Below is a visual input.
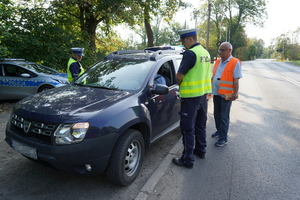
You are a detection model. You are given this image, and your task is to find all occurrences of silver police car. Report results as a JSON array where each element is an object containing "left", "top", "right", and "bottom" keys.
[{"left": 0, "top": 58, "right": 69, "bottom": 100}]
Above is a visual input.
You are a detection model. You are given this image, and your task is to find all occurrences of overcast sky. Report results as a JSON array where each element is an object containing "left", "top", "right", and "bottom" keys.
[
  {"left": 246, "top": 0, "right": 299, "bottom": 46},
  {"left": 175, "top": 0, "right": 300, "bottom": 47}
]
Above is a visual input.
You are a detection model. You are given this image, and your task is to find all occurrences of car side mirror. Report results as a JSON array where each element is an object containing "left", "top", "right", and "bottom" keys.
[
  {"left": 20, "top": 73, "right": 31, "bottom": 78},
  {"left": 151, "top": 84, "right": 169, "bottom": 95}
]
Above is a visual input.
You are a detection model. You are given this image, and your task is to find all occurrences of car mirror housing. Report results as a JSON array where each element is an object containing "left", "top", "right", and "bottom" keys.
[{"left": 151, "top": 84, "right": 169, "bottom": 95}]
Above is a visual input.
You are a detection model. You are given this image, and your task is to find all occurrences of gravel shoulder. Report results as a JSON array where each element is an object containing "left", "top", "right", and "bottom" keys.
[{"left": 0, "top": 100, "right": 18, "bottom": 114}]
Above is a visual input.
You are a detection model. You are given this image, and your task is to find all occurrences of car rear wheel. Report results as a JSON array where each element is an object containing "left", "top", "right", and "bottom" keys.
[
  {"left": 106, "top": 129, "right": 144, "bottom": 186},
  {"left": 38, "top": 85, "right": 54, "bottom": 92}
]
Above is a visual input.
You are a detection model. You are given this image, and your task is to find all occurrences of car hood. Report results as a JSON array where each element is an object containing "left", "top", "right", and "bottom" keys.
[
  {"left": 14, "top": 85, "right": 134, "bottom": 122},
  {"left": 51, "top": 73, "right": 68, "bottom": 78}
]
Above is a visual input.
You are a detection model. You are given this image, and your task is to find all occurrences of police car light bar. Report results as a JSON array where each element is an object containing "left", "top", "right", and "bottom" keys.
[{"left": 0, "top": 58, "right": 25, "bottom": 61}]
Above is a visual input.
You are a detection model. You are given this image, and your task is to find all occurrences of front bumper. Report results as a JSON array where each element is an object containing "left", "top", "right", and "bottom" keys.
[{"left": 5, "top": 126, "right": 119, "bottom": 176}]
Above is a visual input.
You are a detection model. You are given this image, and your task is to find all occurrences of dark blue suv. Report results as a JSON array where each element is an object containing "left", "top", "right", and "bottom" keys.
[{"left": 5, "top": 49, "right": 183, "bottom": 186}]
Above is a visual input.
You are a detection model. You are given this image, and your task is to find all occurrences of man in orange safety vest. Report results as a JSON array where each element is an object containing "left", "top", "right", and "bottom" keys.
[{"left": 211, "top": 42, "right": 242, "bottom": 147}]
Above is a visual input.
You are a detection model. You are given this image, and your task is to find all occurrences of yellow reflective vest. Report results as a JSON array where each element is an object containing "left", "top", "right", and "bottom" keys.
[
  {"left": 67, "top": 58, "right": 84, "bottom": 82},
  {"left": 179, "top": 45, "right": 212, "bottom": 98}
]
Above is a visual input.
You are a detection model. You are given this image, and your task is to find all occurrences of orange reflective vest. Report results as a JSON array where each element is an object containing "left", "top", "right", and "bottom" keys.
[{"left": 213, "top": 57, "right": 240, "bottom": 94}]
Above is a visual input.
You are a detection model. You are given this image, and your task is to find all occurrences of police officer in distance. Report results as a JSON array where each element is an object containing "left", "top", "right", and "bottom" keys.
[
  {"left": 172, "top": 28, "right": 212, "bottom": 168},
  {"left": 67, "top": 47, "right": 85, "bottom": 82}
]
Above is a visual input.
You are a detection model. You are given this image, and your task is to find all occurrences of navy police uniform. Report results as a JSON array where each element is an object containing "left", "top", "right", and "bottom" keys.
[
  {"left": 67, "top": 47, "right": 85, "bottom": 82},
  {"left": 173, "top": 28, "right": 212, "bottom": 168}
]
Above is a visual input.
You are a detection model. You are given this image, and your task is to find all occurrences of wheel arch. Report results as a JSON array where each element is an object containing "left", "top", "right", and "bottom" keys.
[
  {"left": 128, "top": 122, "right": 151, "bottom": 149},
  {"left": 37, "top": 84, "right": 55, "bottom": 92},
  {"left": 114, "top": 121, "right": 151, "bottom": 150},
  {"left": 110, "top": 107, "right": 152, "bottom": 149}
]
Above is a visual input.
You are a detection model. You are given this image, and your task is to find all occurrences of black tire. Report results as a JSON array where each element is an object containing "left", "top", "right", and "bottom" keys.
[
  {"left": 38, "top": 85, "right": 54, "bottom": 92},
  {"left": 106, "top": 129, "right": 145, "bottom": 186}
]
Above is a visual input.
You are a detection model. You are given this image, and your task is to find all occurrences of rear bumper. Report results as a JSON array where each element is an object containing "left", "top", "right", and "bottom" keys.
[{"left": 5, "top": 126, "right": 119, "bottom": 176}]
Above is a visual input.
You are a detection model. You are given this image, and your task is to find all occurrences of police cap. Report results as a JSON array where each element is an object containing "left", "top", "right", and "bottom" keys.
[
  {"left": 178, "top": 28, "right": 199, "bottom": 41},
  {"left": 71, "top": 47, "right": 84, "bottom": 56}
]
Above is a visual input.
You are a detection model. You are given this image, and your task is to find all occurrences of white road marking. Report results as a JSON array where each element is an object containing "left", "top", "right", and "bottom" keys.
[{"left": 283, "top": 77, "right": 300, "bottom": 87}]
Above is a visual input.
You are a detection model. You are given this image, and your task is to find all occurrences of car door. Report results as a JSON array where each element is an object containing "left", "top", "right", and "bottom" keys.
[
  {"left": 0, "top": 64, "right": 37, "bottom": 99},
  {"left": 148, "top": 60, "right": 180, "bottom": 140}
]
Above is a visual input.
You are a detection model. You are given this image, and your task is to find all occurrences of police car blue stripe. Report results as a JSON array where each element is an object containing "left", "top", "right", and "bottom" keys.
[{"left": 2, "top": 79, "right": 48, "bottom": 87}]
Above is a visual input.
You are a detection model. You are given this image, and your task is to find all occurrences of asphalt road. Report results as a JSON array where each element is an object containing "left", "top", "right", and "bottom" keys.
[{"left": 143, "top": 59, "right": 300, "bottom": 200}]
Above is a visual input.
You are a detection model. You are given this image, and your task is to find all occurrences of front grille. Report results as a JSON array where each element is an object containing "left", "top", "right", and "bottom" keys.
[{"left": 11, "top": 113, "right": 58, "bottom": 144}]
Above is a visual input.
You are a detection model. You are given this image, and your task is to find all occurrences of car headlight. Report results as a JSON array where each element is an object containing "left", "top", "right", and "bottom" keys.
[{"left": 54, "top": 122, "right": 89, "bottom": 145}]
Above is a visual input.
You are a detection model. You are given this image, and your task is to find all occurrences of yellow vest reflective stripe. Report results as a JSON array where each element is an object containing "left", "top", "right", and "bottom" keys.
[
  {"left": 67, "top": 58, "right": 84, "bottom": 82},
  {"left": 179, "top": 45, "right": 212, "bottom": 98},
  {"left": 213, "top": 57, "right": 240, "bottom": 94}
]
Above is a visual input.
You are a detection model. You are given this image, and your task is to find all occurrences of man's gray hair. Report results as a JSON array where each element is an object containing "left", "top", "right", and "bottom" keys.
[{"left": 222, "top": 42, "right": 233, "bottom": 51}]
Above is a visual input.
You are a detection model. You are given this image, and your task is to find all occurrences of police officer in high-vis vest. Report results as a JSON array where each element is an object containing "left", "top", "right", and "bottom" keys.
[
  {"left": 172, "top": 28, "right": 212, "bottom": 168},
  {"left": 67, "top": 47, "right": 85, "bottom": 82},
  {"left": 211, "top": 42, "right": 242, "bottom": 147}
]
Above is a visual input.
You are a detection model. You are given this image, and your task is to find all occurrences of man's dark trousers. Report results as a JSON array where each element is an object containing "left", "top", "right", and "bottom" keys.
[
  {"left": 213, "top": 95, "right": 232, "bottom": 141},
  {"left": 179, "top": 94, "right": 207, "bottom": 166}
]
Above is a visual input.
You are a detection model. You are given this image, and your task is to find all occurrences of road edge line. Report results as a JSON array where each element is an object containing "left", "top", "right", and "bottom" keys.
[{"left": 134, "top": 137, "right": 182, "bottom": 200}]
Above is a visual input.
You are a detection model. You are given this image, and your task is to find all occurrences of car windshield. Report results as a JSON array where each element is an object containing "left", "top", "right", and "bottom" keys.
[
  {"left": 18, "top": 63, "right": 59, "bottom": 74},
  {"left": 74, "top": 59, "right": 154, "bottom": 91}
]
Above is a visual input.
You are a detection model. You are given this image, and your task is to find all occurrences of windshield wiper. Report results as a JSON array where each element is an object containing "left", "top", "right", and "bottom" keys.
[
  {"left": 74, "top": 83, "right": 121, "bottom": 91},
  {"left": 73, "top": 83, "right": 87, "bottom": 87},
  {"left": 89, "top": 85, "right": 120, "bottom": 91}
]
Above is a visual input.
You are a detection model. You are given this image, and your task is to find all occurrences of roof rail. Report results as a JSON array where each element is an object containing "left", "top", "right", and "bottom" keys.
[
  {"left": 103, "top": 49, "right": 184, "bottom": 61},
  {"left": 150, "top": 50, "right": 163, "bottom": 61},
  {"left": 149, "top": 50, "right": 184, "bottom": 61},
  {"left": 104, "top": 50, "right": 148, "bottom": 60}
]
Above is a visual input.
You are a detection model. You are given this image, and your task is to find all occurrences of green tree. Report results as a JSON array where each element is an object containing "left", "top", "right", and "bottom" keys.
[
  {"left": 199, "top": 0, "right": 267, "bottom": 55},
  {"left": 235, "top": 40, "right": 256, "bottom": 61},
  {"left": 50, "top": 0, "right": 187, "bottom": 54},
  {"left": 51, "top": 0, "right": 143, "bottom": 58},
  {"left": 139, "top": 0, "right": 189, "bottom": 47},
  {"left": 124, "top": 18, "right": 186, "bottom": 49},
  {"left": 1, "top": 0, "right": 128, "bottom": 70},
  {"left": 273, "top": 30, "right": 300, "bottom": 60},
  {"left": 261, "top": 46, "right": 273, "bottom": 59},
  {"left": 274, "top": 34, "right": 289, "bottom": 60},
  {"left": 252, "top": 38, "right": 265, "bottom": 58},
  {"left": 96, "top": 29, "right": 126, "bottom": 56},
  {"left": 152, "top": 20, "right": 186, "bottom": 46},
  {"left": 0, "top": 0, "right": 15, "bottom": 57},
  {"left": 246, "top": 44, "right": 256, "bottom": 60},
  {"left": 1, "top": 2, "right": 82, "bottom": 71}
]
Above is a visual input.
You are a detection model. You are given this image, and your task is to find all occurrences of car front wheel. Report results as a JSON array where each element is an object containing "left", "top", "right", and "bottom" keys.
[
  {"left": 106, "top": 129, "right": 145, "bottom": 186},
  {"left": 38, "top": 85, "right": 54, "bottom": 92}
]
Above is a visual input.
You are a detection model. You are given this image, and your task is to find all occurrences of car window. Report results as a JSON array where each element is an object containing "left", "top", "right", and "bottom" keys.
[
  {"left": 3, "top": 65, "right": 18, "bottom": 76},
  {"left": 18, "top": 63, "right": 58, "bottom": 74},
  {"left": 75, "top": 59, "right": 154, "bottom": 91},
  {"left": 3, "top": 64, "right": 35, "bottom": 77},
  {"left": 155, "top": 66, "right": 167, "bottom": 87},
  {"left": 154, "top": 60, "right": 177, "bottom": 87},
  {"left": 0, "top": 65, "right": 3, "bottom": 76}
]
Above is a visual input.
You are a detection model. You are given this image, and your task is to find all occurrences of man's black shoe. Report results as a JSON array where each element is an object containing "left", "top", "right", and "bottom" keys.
[
  {"left": 193, "top": 151, "right": 205, "bottom": 159},
  {"left": 172, "top": 157, "right": 193, "bottom": 168}
]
